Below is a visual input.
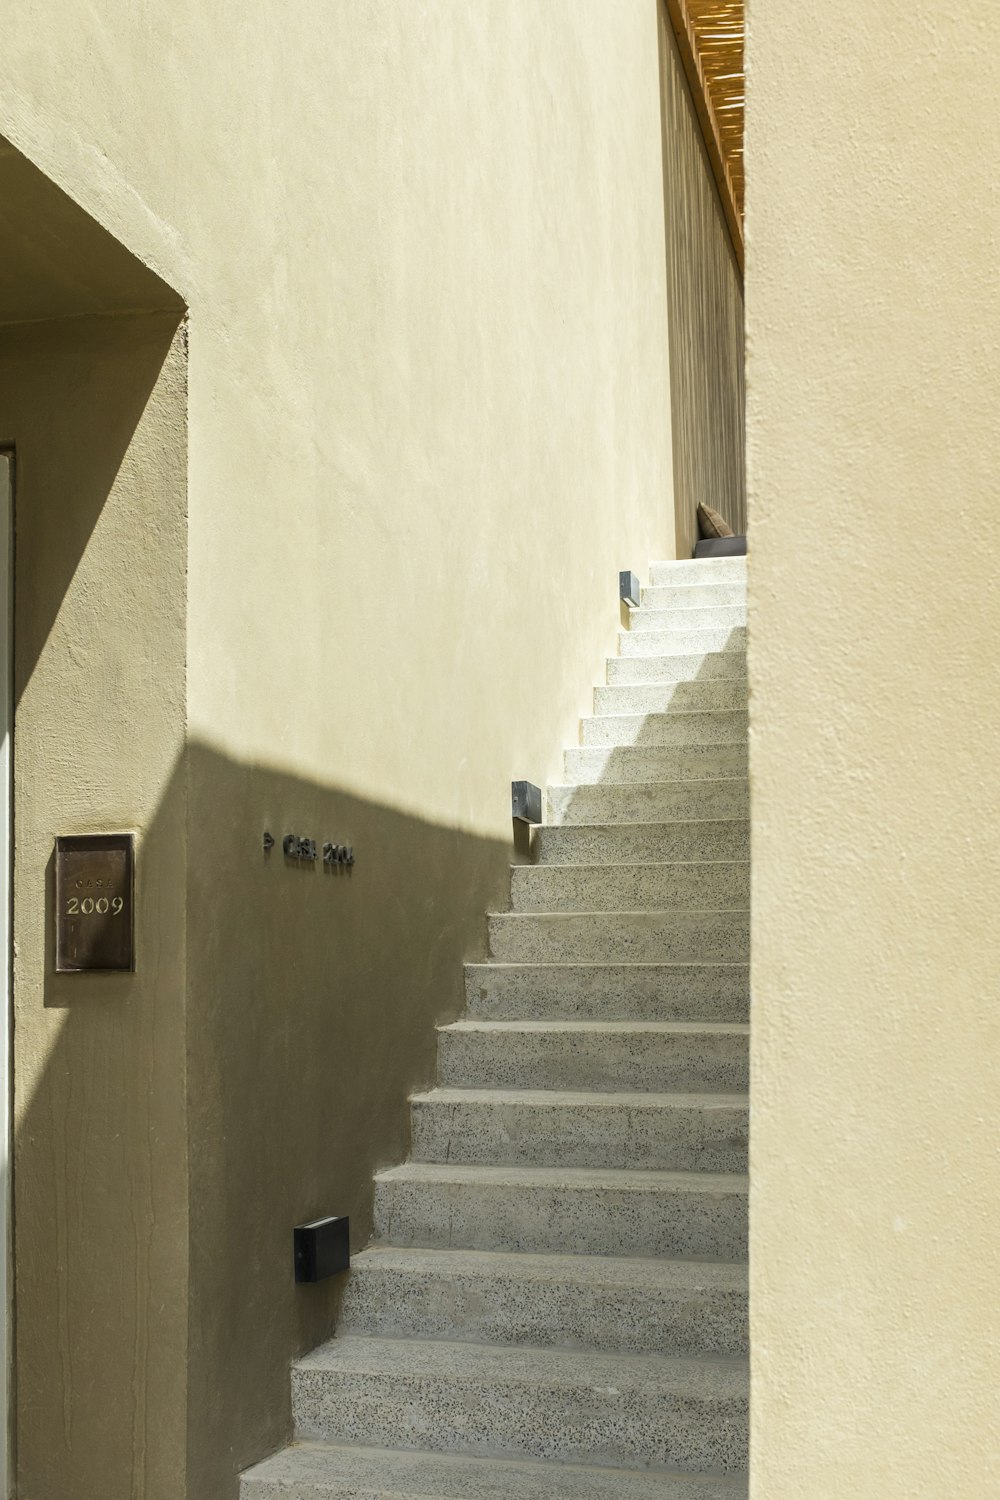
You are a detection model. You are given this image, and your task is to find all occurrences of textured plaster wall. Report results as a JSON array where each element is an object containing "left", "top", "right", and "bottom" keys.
[
  {"left": 0, "top": 313, "right": 188, "bottom": 1500},
  {"left": 1, "top": 4, "right": 677, "bottom": 1497},
  {"left": 659, "top": 6, "right": 745, "bottom": 556},
  {"left": 747, "top": 2, "right": 1000, "bottom": 1494}
]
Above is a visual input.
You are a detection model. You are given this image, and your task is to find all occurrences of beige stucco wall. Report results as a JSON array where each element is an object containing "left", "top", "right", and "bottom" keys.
[
  {"left": 1, "top": 311, "right": 188, "bottom": 1499},
  {"left": 659, "top": 6, "right": 745, "bottom": 556},
  {"left": 2, "top": 4, "right": 680, "bottom": 1498},
  {"left": 747, "top": 2, "right": 1000, "bottom": 1494}
]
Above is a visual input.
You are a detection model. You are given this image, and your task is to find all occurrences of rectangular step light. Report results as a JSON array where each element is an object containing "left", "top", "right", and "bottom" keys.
[
  {"left": 294, "top": 1215, "right": 350, "bottom": 1283},
  {"left": 619, "top": 570, "right": 641, "bottom": 606},
  {"left": 511, "top": 781, "right": 542, "bottom": 824}
]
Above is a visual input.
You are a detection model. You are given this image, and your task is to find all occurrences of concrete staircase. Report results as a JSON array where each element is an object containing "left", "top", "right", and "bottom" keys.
[{"left": 242, "top": 555, "right": 750, "bottom": 1499}]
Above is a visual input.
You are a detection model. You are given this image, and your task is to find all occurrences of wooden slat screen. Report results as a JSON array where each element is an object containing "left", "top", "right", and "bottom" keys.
[{"left": 664, "top": 0, "right": 745, "bottom": 273}]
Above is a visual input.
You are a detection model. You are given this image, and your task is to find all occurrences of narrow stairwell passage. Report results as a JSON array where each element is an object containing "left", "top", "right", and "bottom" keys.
[{"left": 242, "top": 555, "right": 750, "bottom": 1499}]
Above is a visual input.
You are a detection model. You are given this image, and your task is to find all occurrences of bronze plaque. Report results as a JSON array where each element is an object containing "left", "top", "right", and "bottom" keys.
[{"left": 55, "top": 834, "right": 135, "bottom": 973}]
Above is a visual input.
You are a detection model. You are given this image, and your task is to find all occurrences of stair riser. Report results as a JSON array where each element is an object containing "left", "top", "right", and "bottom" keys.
[
  {"left": 594, "top": 681, "right": 747, "bottom": 715},
  {"left": 533, "top": 822, "right": 749, "bottom": 865},
  {"left": 630, "top": 606, "right": 746, "bottom": 633},
  {"left": 547, "top": 781, "right": 749, "bottom": 826},
  {"left": 649, "top": 559, "right": 747, "bottom": 586},
  {"left": 618, "top": 629, "right": 746, "bottom": 658},
  {"left": 607, "top": 653, "right": 746, "bottom": 685},
  {"left": 580, "top": 712, "right": 747, "bottom": 749},
  {"left": 510, "top": 863, "right": 749, "bottom": 913},
  {"left": 292, "top": 1367, "right": 747, "bottom": 1475},
  {"left": 464, "top": 964, "right": 750, "bottom": 1023},
  {"left": 437, "top": 1031, "right": 748, "bottom": 1093},
  {"left": 488, "top": 912, "right": 750, "bottom": 964},
  {"left": 375, "top": 1175, "right": 747, "bottom": 1260},
  {"left": 564, "top": 746, "right": 747, "bottom": 785},
  {"left": 411, "top": 1097, "right": 748, "bottom": 1172},
  {"left": 641, "top": 583, "right": 747, "bottom": 610},
  {"left": 338, "top": 1261, "right": 749, "bottom": 1356}
]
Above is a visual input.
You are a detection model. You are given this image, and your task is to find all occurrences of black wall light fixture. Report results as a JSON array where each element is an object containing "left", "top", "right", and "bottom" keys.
[
  {"left": 619, "top": 570, "right": 641, "bottom": 607},
  {"left": 294, "top": 1215, "right": 350, "bottom": 1283}
]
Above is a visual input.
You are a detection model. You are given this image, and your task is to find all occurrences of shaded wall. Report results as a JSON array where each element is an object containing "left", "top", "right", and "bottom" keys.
[
  {"left": 183, "top": 747, "right": 511, "bottom": 1491},
  {"left": 659, "top": 4, "right": 746, "bottom": 556},
  {"left": 1, "top": 311, "right": 188, "bottom": 1500},
  {"left": 747, "top": 1, "right": 1000, "bottom": 1495}
]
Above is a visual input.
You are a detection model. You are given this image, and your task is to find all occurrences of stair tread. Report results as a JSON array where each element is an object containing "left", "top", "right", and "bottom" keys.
[
  {"left": 375, "top": 1162, "right": 749, "bottom": 1193},
  {"left": 468, "top": 961, "right": 749, "bottom": 970},
  {"left": 439, "top": 1020, "right": 749, "bottom": 1036},
  {"left": 537, "top": 820, "right": 749, "bottom": 831},
  {"left": 551, "top": 780, "right": 746, "bottom": 792},
  {"left": 585, "top": 707, "right": 746, "bottom": 720},
  {"left": 413, "top": 1087, "right": 749, "bottom": 1108},
  {"left": 348, "top": 1245, "right": 748, "bottom": 1288},
  {"left": 518, "top": 859, "right": 750, "bottom": 870},
  {"left": 630, "top": 600, "right": 746, "bottom": 609},
  {"left": 297, "top": 1334, "right": 748, "bottom": 1392},
  {"left": 242, "top": 1441, "right": 748, "bottom": 1498},
  {"left": 490, "top": 910, "right": 750, "bottom": 919}
]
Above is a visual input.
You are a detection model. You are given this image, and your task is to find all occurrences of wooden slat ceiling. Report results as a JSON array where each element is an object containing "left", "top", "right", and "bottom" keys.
[{"left": 666, "top": 0, "right": 745, "bottom": 271}]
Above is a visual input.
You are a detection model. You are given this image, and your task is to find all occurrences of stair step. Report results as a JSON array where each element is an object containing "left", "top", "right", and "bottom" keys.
[
  {"left": 488, "top": 911, "right": 750, "bottom": 964},
  {"left": 641, "top": 582, "right": 747, "bottom": 610},
  {"left": 510, "top": 862, "right": 749, "bottom": 913},
  {"left": 629, "top": 605, "right": 746, "bottom": 633},
  {"left": 464, "top": 962, "right": 750, "bottom": 1023},
  {"left": 241, "top": 1441, "right": 750, "bottom": 1499},
  {"left": 533, "top": 821, "right": 749, "bottom": 866},
  {"left": 338, "top": 1246, "right": 748, "bottom": 1356},
  {"left": 563, "top": 745, "right": 747, "bottom": 785},
  {"left": 547, "top": 779, "right": 749, "bottom": 826},
  {"left": 618, "top": 628, "right": 746, "bottom": 658},
  {"left": 437, "top": 1021, "right": 748, "bottom": 1092},
  {"left": 374, "top": 1162, "right": 748, "bottom": 1260},
  {"left": 649, "top": 558, "right": 747, "bottom": 586},
  {"left": 594, "top": 681, "right": 747, "bottom": 715},
  {"left": 411, "top": 1088, "right": 749, "bottom": 1172},
  {"left": 607, "top": 652, "right": 746, "bottom": 686},
  {"left": 291, "top": 1337, "right": 748, "bottom": 1474},
  {"left": 580, "top": 710, "right": 747, "bottom": 749}
]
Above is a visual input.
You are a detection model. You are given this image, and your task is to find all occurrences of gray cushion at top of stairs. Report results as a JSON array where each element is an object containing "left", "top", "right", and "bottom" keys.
[{"left": 693, "top": 536, "right": 747, "bottom": 558}]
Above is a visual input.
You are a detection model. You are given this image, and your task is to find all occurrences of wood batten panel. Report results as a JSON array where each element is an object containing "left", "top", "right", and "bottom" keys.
[{"left": 665, "top": 0, "right": 745, "bottom": 274}]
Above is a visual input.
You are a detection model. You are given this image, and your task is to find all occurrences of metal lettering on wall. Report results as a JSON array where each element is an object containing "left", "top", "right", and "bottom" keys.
[
  {"left": 264, "top": 832, "right": 355, "bottom": 868},
  {"left": 55, "top": 833, "right": 135, "bottom": 972}
]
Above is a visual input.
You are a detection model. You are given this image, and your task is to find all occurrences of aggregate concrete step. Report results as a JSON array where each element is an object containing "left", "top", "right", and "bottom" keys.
[
  {"left": 547, "top": 779, "right": 749, "bottom": 826},
  {"left": 241, "top": 1441, "right": 750, "bottom": 1500},
  {"left": 510, "top": 862, "right": 750, "bottom": 913},
  {"left": 563, "top": 745, "right": 747, "bottom": 785},
  {"left": 292, "top": 1336, "right": 748, "bottom": 1474},
  {"left": 594, "top": 680, "right": 747, "bottom": 716},
  {"left": 607, "top": 652, "right": 747, "bottom": 686},
  {"left": 410, "top": 1087, "right": 749, "bottom": 1172},
  {"left": 533, "top": 821, "right": 749, "bottom": 866},
  {"left": 641, "top": 582, "right": 748, "bottom": 610},
  {"left": 487, "top": 910, "right": 750, "bottom": 964},
  {"left": 374, "top": 1162, "right": 748, "bottom": 1259},
  {"left": 629, "top": 605, "right": 747, "bottom": 633},
  {"left": 618, "top": 628, "right": 746, "bottom": 658},
  {"left": 464, "top": 962, "right": 750, "bottom": 1023},
  {"left": 337, "top": 1246, "right": 749, "bottom": 1356},
  {"left": 649, "top": 558, "right": 747, "bottom": 586},
  {"left": 580, "top": 710, "right": 747, "bottom": 750},
  {"left": 436, "top": 1021, "right": 748, "bottom": 1093}
]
